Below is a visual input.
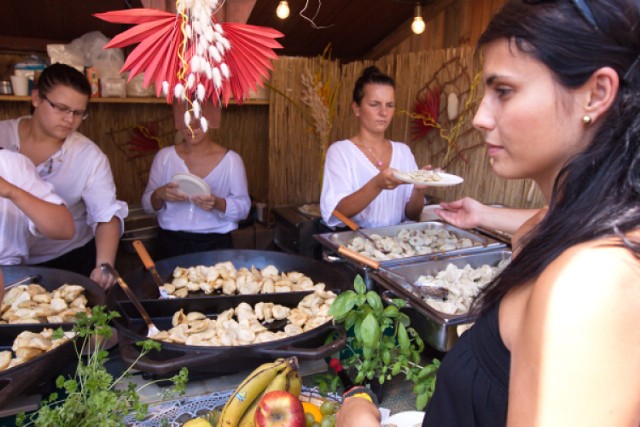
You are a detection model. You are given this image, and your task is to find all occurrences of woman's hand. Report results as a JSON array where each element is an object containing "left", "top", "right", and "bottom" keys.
[
  {"left": 374, "top": 168, "right": 405, "bottom": 191},
  {"left": 154, "top": 182, "right": 190, "bottom": 203},
  {"left": 336, "top": 397, "right": 381, "bottom": 427},
  {"left": 436, "top": 197, "right": 486, "bottom": 229},
  {"left": 90, "top": 266, "right": 115, "bottom": 291},
  {"left": 192, "top": 194, "right": 217, "bottom": 211}
]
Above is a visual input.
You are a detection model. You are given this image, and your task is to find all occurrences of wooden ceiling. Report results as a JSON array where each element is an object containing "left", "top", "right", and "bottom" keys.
[{"left": 0, "top": 0, "right": 441, "bottom": 60}]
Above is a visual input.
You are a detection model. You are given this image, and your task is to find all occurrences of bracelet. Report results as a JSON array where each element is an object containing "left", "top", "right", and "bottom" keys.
[{"left": 343, "top": 385, "right": 378, "bottom": 406}]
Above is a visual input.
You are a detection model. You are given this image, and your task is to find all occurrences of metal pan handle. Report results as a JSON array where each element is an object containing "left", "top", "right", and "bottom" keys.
[
  {"left": 253, "top": 325, "right": 347, "bottom": 359},
  {"left": 337, "top": 245, "right": 380, "bottom": 270},
  {"left": 381, "top": 289, "right": 413, "bottom": 309}
]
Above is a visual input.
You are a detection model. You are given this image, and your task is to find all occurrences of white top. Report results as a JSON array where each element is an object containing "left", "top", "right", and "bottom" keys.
[
  {"left": 320, "top": 139, "right": 418, "bottom": 228},
  {"left": 141, "top": 146, "right": 251, "bottom": 234},
  {"left": 0, "top": 118, "right": 129, "bottom": 264},
  {"left": 0, "top": 150, "right": 65, "bottom": 265}
]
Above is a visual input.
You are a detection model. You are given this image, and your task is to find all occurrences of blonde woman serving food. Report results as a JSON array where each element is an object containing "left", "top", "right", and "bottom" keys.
[
  {"left": 142, "top": 101, "right": 250, "bottom": 260},
  {"left": 320, "top": 66, "right": 428, "bottom": 228}
]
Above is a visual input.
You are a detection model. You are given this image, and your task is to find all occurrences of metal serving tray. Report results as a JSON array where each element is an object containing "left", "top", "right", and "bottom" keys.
[
  {"left": 371, "top": 248, "right": 512, "bottom": 352},
  {"left": 314, "top": 221, "right": 506, "bottom": 267}
]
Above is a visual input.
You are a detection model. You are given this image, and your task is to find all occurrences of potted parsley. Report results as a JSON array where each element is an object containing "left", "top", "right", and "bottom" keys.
[{"left": 16, "top": 306, "right": 188, "bottom": 427}]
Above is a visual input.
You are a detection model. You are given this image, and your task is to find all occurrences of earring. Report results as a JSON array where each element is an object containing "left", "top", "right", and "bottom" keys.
[{"left": 582, "top": 115, "right": 592, "bottom": 125}]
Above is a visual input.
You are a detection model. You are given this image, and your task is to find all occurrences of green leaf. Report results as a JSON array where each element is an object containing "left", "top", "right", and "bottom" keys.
[
  {"left": 398, "top": 313, "right": 411, "bottom": 327},
  {"left": 360, "top": 313, "right": 381, "bottom": 349},
  {"left": 383, "top": 305, "right": 399, "bottom": 318},
  {"left": 329, "top": 290, "right": 357, "bottom": 320},
  {"left": 345, "top": 311, "right": 357, "bottom": 331},
  {"left": 391, "top": 298, "right": 407, "bottom": 308},
  {"left": 354, "top": 275, "right": 366, "bottom": 295},
  {"left": 365, "top": 291, "right": 383, "bottom": 314},
  {"left": 416, "top": 392, "right": 430, "bottom": 410},
  {"left": 398, "top": 323, "right": 410, "bottom": 350}
]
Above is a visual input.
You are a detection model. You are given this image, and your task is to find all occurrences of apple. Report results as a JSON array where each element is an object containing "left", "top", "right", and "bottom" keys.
[{"left": 254, "top": 390, "right": 306, "bottom": 427}]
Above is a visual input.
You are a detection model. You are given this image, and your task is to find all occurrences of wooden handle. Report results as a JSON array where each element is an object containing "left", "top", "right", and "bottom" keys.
[
  {"left": 332, "top": 209, "right": 360, "bottom": 231},
  {"left": 337, "top": 245, "right": 380, "bottom": 269},
  {"left": 133, "top": 240, "right": 156, "bottom": 270}
]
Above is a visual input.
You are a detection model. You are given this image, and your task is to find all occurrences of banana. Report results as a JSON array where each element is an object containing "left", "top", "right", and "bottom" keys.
[
  {"left": 217, "top": 358, "right": 293, "bottom": 427},
  {"left": 237, "top": 365, "right": 302, "bottom": 427}
]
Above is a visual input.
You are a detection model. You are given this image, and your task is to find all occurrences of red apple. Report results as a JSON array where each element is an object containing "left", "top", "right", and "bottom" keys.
[{"left": 254, "top": 390, "right": 305, "bottom": 427}]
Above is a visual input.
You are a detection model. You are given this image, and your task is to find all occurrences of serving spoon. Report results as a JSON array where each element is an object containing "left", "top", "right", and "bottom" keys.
[{"left": 101, "top": 263, "right": 160, "bottom": 338}]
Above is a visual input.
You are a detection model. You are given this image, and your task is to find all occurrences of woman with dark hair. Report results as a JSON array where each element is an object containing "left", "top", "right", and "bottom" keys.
[
  {"left": 0, "top": 63, "right": 128, "bottom": 289},
  {"left": 320, "top": 66, "right": 428, "bottom": 228},
  {"left": 337, "top": 0, "right": 640, "bottom": 425}
]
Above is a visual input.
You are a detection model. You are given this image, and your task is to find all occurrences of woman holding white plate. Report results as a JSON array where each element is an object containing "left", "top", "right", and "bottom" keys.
[
  {"left": 142, "top": 101, "right": 250, "bottom": 259},
  {"left": 320, "top": 66, "right": 431, "bottom": 229}
]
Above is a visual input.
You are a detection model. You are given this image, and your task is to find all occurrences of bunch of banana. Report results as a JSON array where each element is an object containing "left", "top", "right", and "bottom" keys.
[{"left": 217, "top": 357, "right": 303, "bottom": 427}]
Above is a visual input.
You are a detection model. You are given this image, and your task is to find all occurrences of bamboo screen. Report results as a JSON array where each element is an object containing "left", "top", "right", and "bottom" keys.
[{"left": 268, "top": 48, "right": 544, "bottom": 210}]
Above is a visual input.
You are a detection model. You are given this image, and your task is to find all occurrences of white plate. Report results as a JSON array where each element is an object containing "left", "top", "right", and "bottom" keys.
[
  {"left": 394, "top": 171, "right": 464, "bottom": 187},
  {"left": 171, "top": 173, "right": 210, "bottom": 197},
  {"left": 384, "top": 410, "right": 425, "bottom": 427},
  {"left": 420, "top": 204, "right": 442, "bottom": 221}
]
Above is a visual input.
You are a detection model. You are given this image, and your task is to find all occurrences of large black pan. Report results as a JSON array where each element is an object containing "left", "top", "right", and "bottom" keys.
[
  {"left": 0, "top": 266, "right": 106, "bottom": 409},
  {"left": 108, "top": 250, "right": 355, "bottom": 378},
  {"left": 113, "top": 249, "right": 356, "bottom": 300}
]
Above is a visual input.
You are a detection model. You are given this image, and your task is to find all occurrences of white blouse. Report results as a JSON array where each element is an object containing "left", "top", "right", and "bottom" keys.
[
  {"left": 141, "top": 146, "right": 251, "bottom": 234},
  {"left": 320, "top": 139, "right": 418, "bottom": 228},
  {"left": 0, "top": 118, "right": 129, "bottom": 264},
  {"left": 0, "top": 150, "right": 65, "bottom": 265}
]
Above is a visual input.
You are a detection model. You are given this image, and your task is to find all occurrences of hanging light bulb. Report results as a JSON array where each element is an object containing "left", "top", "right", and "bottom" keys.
[
  {"left": 411, "top": 3, "right": 426, "bottom": 34},
  {"left": 276, "top": 1, "right": 290, "bottom": 19}
]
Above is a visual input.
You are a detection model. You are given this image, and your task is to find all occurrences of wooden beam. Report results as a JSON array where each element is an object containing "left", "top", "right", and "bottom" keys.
[
  {"left": 365, "top": 0, "right": 456, "bottom": 59},
  {"left": 0, "top": 36, "right": 63, "bottom": 53}
]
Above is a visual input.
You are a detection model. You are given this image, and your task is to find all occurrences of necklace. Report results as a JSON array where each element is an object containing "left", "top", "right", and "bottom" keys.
[{"left": 354, "top": 138, "right": 386, "bottom": 168}]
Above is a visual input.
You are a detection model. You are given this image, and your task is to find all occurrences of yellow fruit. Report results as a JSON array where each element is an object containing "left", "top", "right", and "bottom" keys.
[
  {"left": 301, "top": 401, "right": 322, "bottom": 422},
  {"left": 183, "top": 417, "right": 213, "bottom": 427}
]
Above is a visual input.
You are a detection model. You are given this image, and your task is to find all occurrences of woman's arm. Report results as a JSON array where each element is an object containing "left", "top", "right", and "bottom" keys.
[
  {"left": 507, "top": 242, "right": 640, "bottom": 426},
  {"left": 404, "top": 186, "right": 428, "bottom": 221},
  {"left": 436, "top": 197, "right": 538, "bottom": 234},
  {"left": 0, "top": 176, "right": 74, "bottom": 240},
  {"left": 335, "top": 168, "right": 404, "bottom": 218},
  {"left": 89, "top": 217, "right": 121, "bottom": 290}
]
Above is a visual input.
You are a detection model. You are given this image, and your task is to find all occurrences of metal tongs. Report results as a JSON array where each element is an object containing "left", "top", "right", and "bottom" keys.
[
  {"left": 101, "top": 263, "right": 160, "bottom": 337},
  {"left": 132, "top": 239, "right": 167, "bottom": 297},
  {"left": 336, "top": 245, "right": 449, "bottom": 300}
]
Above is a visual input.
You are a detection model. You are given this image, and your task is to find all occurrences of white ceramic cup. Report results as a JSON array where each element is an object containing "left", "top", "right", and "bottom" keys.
[{"left": 10, "top": 75, "right": 29, "bottom": 96}]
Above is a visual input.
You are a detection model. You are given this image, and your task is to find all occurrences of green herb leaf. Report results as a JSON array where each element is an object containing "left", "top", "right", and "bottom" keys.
[
  {"left": 360, "top": 313, "right": 381, "bottom": 349},
  {"left": 329, "top": 290, "right": 357, "bottom": 320},
  {"left": 354, "top": 275, "right": 366, "bottom": 295},
  {"left": 365, "top": 291, "right": 383, "bottom": 314}
]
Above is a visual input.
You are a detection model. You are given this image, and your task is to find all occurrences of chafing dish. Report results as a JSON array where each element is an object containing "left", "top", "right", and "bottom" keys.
[{"left": 371, "top": 249, "right": 512, "bottom": 352}]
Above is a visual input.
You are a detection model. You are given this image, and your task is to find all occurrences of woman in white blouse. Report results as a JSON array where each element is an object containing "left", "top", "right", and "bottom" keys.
[
  {"left": 320, "top": 66, "right": 428, "bottom": 229},
  {"left": 142, "top": 101, "right": 251, "bottom": 259},
  {"left": 0, "top": 63, "right": 128, "bottom": 289}
]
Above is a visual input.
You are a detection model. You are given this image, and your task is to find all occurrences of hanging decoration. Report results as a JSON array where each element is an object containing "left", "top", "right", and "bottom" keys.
[
  {"left": 403, "top": 57, "right": 482, "bottom": 168},
  {"left": 95, "top": 0, "right": 283, "bottom": 130}
]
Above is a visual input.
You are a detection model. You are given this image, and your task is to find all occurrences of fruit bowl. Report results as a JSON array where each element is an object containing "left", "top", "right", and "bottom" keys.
[{"left": 124, "top": 387, "right": 342, "bottom": 427}]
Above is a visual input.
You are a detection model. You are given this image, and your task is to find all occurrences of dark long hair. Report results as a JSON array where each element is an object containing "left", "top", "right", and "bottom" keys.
[
  {"left": 352, "top": 66, "right": 395, "bottom": 105},
  {"left": 474, "top": 0, "right": 640, "bottom": 312}
]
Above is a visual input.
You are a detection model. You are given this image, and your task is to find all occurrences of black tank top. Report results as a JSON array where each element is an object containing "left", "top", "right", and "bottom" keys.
[{"left": 423, "top": 303, "right": 510, "bottom": 426}]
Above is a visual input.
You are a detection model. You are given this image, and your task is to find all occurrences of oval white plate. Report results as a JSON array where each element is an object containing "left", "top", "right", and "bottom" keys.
[
  {"left": 394, "top": 171, "right": 464, "bottom": 187},
  {"left": 384, "top": 410, "right": 425, "bottom": 427},
  {"left": 171, "top": 173, "right": 210, "bottom": 197}
]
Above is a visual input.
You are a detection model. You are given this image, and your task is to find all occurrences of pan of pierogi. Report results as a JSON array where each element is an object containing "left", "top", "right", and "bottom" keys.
[{"left": 107, "top": 250, "right": 355, "bottom": 378}]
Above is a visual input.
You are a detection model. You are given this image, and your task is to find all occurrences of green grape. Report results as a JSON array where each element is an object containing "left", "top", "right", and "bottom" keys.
[
  {"left": 310, "top": 422, "right": 321, "bottom": 427},
  {"left": 320, "top": 414, "right": 336, "bottom": 427},
  {"left": 320, "top": 400, "right": 338, "bottom": 416},
  {"left": 305, "top": 412, "right": 317, "bottom": 427}
]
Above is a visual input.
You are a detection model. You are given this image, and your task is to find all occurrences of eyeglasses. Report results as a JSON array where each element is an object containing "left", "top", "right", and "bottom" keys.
[
  {"left": 40, "top": 93, "right": 89, "bottom": 120},
  {"left": 524, "top": 0, "right": 599, "bottom": 31}
]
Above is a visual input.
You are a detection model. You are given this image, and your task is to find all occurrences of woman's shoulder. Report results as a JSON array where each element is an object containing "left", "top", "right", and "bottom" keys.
[{"left": 531, "top": 236, "right": 640, "bottom": 321}]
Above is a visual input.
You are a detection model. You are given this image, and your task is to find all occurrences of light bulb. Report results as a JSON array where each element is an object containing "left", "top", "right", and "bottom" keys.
[
  {"left": 411, "top": 16, "right": 426, "bottom": 34},
  {"left": 276, "top": 1, "right": 290, "bottom": 19},
  {"left": 411, "top": 3, "right": 426, "bottom": 34}
]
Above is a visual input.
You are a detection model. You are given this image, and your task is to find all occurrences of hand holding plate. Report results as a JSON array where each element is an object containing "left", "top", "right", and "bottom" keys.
[
  {"left": 155, "top": 182, "right": 190, "bottom": 202},
  {"left": 192, "top": 194, "right": 217, "bottom": 211}
]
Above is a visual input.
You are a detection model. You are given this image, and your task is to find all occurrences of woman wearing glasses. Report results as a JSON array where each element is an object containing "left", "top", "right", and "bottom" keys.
[
  {"left": 337, "top": 0, "right": 640, "bottom": 426},
  {"left": 0, "top": 63, "right": 127, "bottom": 289}
]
